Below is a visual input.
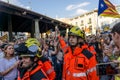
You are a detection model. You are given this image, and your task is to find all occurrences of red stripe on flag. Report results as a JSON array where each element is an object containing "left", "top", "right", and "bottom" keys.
[
  {"left": 104, "top": 0, "right": 116, "bottom": 9},
  {"left": 101, "top": 12, "right": 119, "bottom": 15}
]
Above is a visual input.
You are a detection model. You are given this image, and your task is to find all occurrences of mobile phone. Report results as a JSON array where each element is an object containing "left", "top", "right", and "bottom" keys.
[{"left": 96, "top": 62, "right": 120, "bottom": 76}]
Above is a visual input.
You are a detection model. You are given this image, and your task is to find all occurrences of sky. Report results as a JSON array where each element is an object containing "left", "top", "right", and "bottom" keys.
[{"left": 1, "top": 0, "right": 120, "bottom": 18}]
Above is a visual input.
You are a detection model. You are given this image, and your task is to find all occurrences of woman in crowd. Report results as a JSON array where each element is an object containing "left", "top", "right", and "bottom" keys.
[{"left": 0, "top": 44, "right": 19, "bottom": 80}]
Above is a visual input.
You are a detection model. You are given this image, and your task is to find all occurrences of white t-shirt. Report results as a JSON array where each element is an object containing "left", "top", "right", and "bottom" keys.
[{"left": 0, "top": 57, "right": 18, "bottom": 80}]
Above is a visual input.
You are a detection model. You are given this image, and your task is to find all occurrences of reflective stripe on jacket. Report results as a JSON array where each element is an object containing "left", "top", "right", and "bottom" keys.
[{"left": 82, "top": 44, "right": 99, "bottom": 80}]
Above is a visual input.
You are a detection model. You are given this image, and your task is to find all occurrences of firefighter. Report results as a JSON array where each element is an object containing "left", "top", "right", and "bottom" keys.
[
  {"left": 16, "top": 38, "right": 55, "bottom": 80},
  {"left": 16, "top": 43, "right": 49, "bottom": 80},
  {"left": 58, "top": 26, "right": 99, "bottom": 80}
]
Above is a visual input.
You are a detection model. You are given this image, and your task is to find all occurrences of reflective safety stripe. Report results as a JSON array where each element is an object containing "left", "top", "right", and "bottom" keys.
[
  {"left": 73, "top": 72, "right": 87, "bottom": 77},
  {"left": 46, "top": 67, "right": 54, "bottom": 74},
  {"left": 87, "top": 66, "right": 96, "bottom": 73},
  {"left": 67, "top": 70, "right": 87, "bottom": 77}
]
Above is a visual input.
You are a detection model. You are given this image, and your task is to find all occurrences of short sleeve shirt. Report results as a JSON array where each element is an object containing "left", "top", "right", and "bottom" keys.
[{"left": 0, "top": 57, "right": 18, "bottom": 80}]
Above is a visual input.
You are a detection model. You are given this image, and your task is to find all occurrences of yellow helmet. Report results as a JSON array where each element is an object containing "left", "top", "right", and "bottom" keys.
[
  {"left": 15, "top": 43, "right": 42, "bottom": 58},
  {"left": 16, "top": 38, "right": 42, "bottom": 58},
  {"left": 69, "top": 26, "right": 85, "bottom": 39},
  {"left": 25, "top": 38, "right": 40, "bottom": 47}
]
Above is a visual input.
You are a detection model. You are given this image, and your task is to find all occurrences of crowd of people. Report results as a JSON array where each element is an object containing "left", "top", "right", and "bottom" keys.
[{"left": 0, "top": 22, "right": 120, "bottom": 80}]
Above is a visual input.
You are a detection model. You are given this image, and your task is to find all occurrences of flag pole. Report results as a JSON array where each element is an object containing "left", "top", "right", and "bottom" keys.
[{"left": 96, "top": 14, "right": 100, "bottom": 36}]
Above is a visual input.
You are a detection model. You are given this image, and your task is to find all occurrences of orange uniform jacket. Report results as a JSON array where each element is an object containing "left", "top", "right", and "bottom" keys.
[
  {"left": 39, "top": 56, "right": 56, "bottom": 80},
  {"left": 82, "top": 44, "right": 99, "bottom": 80},
  {"left": 17, "top": 61, "right": 49, "bottom": 80},
  {"left": 58, "top": 36, "right": 99, "bottom": 80}
]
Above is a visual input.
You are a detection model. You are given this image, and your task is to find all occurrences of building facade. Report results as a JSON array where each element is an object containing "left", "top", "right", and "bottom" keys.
[
  {"left": 69, "top": 9, "right": 120, "bottom": 35},
  {"left": 57, "top": 6, "right": 120, "bottom": 36},
  {"left": 69, "top": 10, "right": 98, "bottom": 35}
]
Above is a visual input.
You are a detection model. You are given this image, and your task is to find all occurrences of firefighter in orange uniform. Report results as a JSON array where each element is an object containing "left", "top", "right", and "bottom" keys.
[
  {"left": 16, "top": 38, "right": 56, "bottom": 80},
  {"left": 25, "top": 38, "right": 56, "bottom": 80},
  {"left": 58, "top": 26, "right": 99, "bottom": 80},
  {"left": 16, "top": 43, "right": 49, "bottom": 80}
]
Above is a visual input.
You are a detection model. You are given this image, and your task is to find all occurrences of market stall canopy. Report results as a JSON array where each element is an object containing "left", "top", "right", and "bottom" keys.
[{"left": 0, "top": 1, "right": 72, "bottom": 33}]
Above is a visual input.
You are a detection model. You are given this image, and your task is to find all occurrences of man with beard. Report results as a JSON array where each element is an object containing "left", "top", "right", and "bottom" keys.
[{"left": 16, "top": 38, "right": 55, "bottom": 80}]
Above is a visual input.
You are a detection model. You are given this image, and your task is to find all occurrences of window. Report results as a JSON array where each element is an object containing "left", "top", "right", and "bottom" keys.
[
  {"left": 88, "top": 18, "right": 91, "bottom": 24},
  {"left": 76, "top": 22, "right": 78, "bottom": 26},
  {"left": 81, "top": 20, "right": 84, "bottom": 26}
]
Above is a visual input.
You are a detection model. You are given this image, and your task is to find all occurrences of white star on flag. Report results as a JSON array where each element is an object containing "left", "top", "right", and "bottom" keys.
[{"left": 100, "top": 3, "right": 104, "bottom": 8}]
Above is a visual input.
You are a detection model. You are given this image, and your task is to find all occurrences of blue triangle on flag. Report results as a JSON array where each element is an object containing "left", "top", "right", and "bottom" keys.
[{"left": 98, "top": 0, "right": 108, "bottom": 15}]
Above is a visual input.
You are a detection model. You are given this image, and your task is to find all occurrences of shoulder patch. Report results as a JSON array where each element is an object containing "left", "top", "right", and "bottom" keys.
[{"left": 82, "top": 49, "right": 93, "bottom": 59}]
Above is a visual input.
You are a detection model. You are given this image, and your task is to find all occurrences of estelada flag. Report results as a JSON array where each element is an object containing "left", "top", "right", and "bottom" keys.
[{"left": 98, "top": 0, "right": 120, "bottom": 18}]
